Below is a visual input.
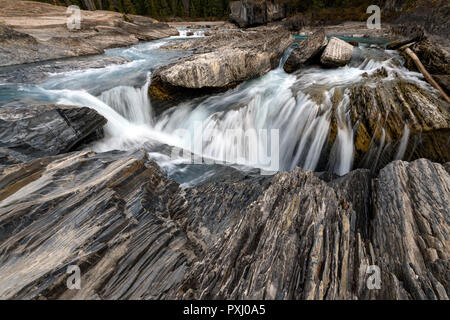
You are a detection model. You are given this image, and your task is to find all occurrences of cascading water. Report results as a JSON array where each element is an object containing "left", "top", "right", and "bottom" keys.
[
  {"left": 328, "top": 91, "right": 354, "bottom": 176},
  {"left": 1, "top": 36, "right": 436, "bottom": 185},
  {"left": 99, "top": 73, "right": 154, "bottom": 125}
]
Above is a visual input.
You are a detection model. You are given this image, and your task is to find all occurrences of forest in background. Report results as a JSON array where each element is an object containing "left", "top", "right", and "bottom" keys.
[{"left": 34, "top": 0, "right": 390, "bottom": 20}]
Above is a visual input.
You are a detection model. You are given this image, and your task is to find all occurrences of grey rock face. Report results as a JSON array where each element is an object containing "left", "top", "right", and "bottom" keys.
[
  {"left": 371, "top": 159, "right": 450, "bottom": 299},
  {"left": 149, "top": 28, "right": 294, "bottom": 113},
  {"left": 398, "top": 37, "right": 450, "bottom": 94},
  {"left": 0, "top": 147, "right": 448, "bottom": 300},
  {"left": 230, "top": 0, "right": 286, "bottom": 28},
  {"left": 0, "top": 1, "right": 178, "bottom": 66},
  {"left": 283, "top": 29, "right": 328, "bottom": 73},
  {"left": 0, "top": 104, "right": 107, "bottom": 163},
  {"left": 0, "top": 150, "right": 184, "bottom": 299},
  {"left": 320, "top": 37, "right": 354, "bottom": 67}
]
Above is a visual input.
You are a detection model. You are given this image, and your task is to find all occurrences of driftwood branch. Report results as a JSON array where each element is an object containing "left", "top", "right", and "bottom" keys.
[{"left": 403, "top": 47, "right": 450, "bottom": 103}]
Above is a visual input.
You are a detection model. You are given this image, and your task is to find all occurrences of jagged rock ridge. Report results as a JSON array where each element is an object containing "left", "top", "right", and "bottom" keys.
[{"left": 0, "top": 146, "right": 448, "bottom": 300}]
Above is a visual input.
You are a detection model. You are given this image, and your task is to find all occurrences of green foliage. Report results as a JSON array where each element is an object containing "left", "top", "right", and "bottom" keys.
[{"left": 32, "top": 0, "right": 385, "bottom": 20}]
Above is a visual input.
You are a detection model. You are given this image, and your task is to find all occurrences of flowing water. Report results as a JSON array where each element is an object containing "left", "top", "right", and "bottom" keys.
[{"left": 0, "top": 31, "right": 435, "bottom": 186}]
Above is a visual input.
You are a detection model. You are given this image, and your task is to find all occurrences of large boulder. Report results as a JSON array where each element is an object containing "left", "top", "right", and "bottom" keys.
[
  {"left": 0, "top": 104, "right": 107, "bottom": 164},
  {"left": 344, "top": 80, "right": 450, "bottom": 171},
  {"left": 283, "top": 29, "right": 328, "bottom": 73},
  {"left": 320, "top": 37, "right": 354, "bottom": 67},
  {"left": 230, "top": 0, "right": 286, "bottom": 28},
  {"left": 150, "top": 28, "right": 294, "bottom": 114}
]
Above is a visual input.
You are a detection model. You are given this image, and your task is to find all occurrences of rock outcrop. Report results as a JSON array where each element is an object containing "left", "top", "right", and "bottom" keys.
[
  {"left": 370, "top": 159, "right": 449, "bottom": 299},
  {"left": 230, "top": 0, "right": 286, "bottom": 28},
  {"left": 384, "top": 0, "right": 450, "bottom": 37},
  {"left": 320, "top": 37, "right": 354, "bottom": 67},
  {"left": 345, "top": 80, "right": 450, "bottom": 171},
  {"left": 150, "top": 28, "right": 294, "bottom": 114},
  {"left": 0, "top": 0, "right": 178, "bottom": 66},
  {"left": 283, "top": 29, "right": 328, "bottom": 73},
  {"left": 399, "top": 38, "right": 450, "bottom": 94},
  {"left": 0, "top": 147, "right": 448, "bottom": 300},
  {"left": 0, "top": 104, "right": 107, "bottom": 165}
]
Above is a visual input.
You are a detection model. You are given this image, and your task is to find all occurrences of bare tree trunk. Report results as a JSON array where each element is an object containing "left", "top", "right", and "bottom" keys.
[
  {"left": 404, "top": 47, "right": 450, "bottom": 103},
  {"left": 82, "top": 0, "right": 96, "bottom": 11}
]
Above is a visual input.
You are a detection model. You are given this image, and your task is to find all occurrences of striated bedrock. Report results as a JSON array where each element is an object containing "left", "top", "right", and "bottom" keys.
[
  {"left": 176, "top": 160, "right": 449, "bottom": 299},
  {"left": 320, "top": 37, "right": 354, "bottom": 67},
  {"left": 0, "top": 145, "right": 448, "bottom": 299},
  {"left": 0, "top": 0, "right": 178, "bottom": 66},
  {"left": 283, "top": 29, "right": 328, "bottom": 73},
  {"left": 327, "top": 79, "right": 450, "bottom": 172},
  {"left": 0, "top": 104, "right": 107, "bottom": 165},
  {"left": 149, "top": 28, "right": 294, "bottom": 114},
  {"left": 230, "top": 0, "right": 286, "bottom": 28},
  {"left": 0, "top": 149, "right": 184, "bottom": 299}
]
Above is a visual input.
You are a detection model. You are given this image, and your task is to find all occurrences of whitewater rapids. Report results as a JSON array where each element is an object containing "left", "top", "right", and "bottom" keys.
[{"left": 1, "top": 35, "right": 435, "bottom": 184}]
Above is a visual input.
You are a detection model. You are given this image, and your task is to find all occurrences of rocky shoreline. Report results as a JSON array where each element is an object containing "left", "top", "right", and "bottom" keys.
[{"left": 0, "top": 0, "right": 178, "bottom": 66}]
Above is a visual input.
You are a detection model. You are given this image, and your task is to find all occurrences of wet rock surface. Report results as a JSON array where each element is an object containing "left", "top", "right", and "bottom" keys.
[
  {"left": 283, "top": 29, "right": 328, "bottom": 73},
  {"left": 0, "top": 103, "right": 107, "bottom": 164},
  {"left": 399, "top": 38, "right": 450, "bottom": 94},
  {"left": 0, "top": 55, "right": 130, "bottom": 84},
  {"left": 346, "top": 80, "right": 450, "bottom": 171},
  {"left": 150, "top": 28, "right": 294, "bottom": 113},
  {"left": 0, "top": 0, "right": 178, "bottom": 66},
  {"left": 0, "top": 149, "right": 448, "bottom": 300}
]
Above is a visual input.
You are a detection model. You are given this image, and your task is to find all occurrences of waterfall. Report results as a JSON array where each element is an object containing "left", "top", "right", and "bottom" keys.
[
  {"left": 153, "top": 69, "right": 336, "bottom": 172},
  {"left": 328, "top": 91, "right": 354, "bottom": 176},
  {"left": 176, "top": 28, "right": 205, "bottom": 38},
  {"left": 395, "top": 124, "right": 410, "bottom": 160},
  {"left": 99, "top": 73, "right": 154, "bottom": 125},
  {"left": 9, "top": 42, "right": 435, "bottom": 182}
]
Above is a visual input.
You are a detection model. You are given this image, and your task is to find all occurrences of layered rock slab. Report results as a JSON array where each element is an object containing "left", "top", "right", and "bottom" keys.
[
  {"left": 346, "top": 81, "right": 450, "bottom": 171},
  {"left": 0, "top": 104, "right": 107, "bottom": 165},
  {"left": 150, "top": 28, "right": 294, "bottom": 114},
  {"left": 0, "top": 148, "right": 447, "bottom": 300},
  {"left": 0, "top": 150, "right": 187, "bottom": 299},
  {"left": 320, "top": 37, "right": 354, "bottom": 67},
  {"left": 372, "top": 159, "right": 450, "bottom": 299},
  {"left": 0, "top": 0, "right": 178, "bottom": 66}
]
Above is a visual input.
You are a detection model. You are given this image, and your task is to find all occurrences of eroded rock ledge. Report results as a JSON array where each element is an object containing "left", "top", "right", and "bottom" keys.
[
  {"left": 0, "top": 0, "right": 178, "bottom": 66},
  {"left": 0, "top": 146, "right": 447, "bottom": 300},
  {"left": 149, "top": 28, "right": 294, "bottom": 114},
  {"left": 0, "top": 104, "right": 107, "bottom": 165}
]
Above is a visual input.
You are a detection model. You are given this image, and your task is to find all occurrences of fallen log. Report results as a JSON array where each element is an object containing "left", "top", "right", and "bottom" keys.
[{"left": 403, "top": 47, "right": 450, "bottom": 103}]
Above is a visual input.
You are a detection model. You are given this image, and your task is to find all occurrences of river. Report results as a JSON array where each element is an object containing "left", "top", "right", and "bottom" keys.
[{"left": 0, "top": 30, "right": 431, "bottom": 186}]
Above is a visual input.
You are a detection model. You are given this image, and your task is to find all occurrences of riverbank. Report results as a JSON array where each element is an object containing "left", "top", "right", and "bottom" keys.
[{"left": 0, "top": 0, "right": 178, "bottom": 66}]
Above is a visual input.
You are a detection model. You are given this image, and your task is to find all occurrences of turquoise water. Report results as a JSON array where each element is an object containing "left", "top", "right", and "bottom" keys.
[{"left": 0, "top": 33, "right": 430, "bottom": 184}]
